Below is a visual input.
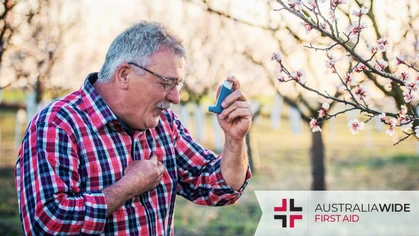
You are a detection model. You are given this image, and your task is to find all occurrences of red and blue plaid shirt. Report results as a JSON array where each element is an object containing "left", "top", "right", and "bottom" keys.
[{"left": 15, "top": 73, "right": 251, "bottom": 235}]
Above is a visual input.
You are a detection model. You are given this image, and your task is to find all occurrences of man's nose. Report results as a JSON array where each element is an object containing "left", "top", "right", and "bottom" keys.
[{"left": 166, "top": 87, "right": 180, "bottom": 104}]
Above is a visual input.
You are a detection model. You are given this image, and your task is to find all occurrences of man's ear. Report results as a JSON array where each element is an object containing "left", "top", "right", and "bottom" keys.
[{"left": 115, "top": 63, "right": 131, "bottom": 90}]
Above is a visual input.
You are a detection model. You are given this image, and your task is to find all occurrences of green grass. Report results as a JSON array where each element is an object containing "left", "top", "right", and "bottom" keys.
[
  {"left": 0, "top": 167, "right": 22, "bottom": 236},
  {"left": 0, "top": 90, "right": 25, "bottom": 103},
  {"left": 1, "top": 110, "right": 419, "bottom": 235}
]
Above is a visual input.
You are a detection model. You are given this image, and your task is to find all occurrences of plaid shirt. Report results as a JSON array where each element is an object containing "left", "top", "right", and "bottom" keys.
[{"left": 15, "top": 73, "right": 251, "bottom": 235}]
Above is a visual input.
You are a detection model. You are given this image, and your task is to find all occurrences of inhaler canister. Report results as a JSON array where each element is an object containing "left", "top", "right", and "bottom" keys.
[{"left": 208, "top": 80, "right": 233, "bottom": 114}]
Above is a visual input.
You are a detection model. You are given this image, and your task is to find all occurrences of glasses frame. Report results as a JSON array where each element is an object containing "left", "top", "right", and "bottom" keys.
[{"left": 128, "top": 62, "right": 185, "bottom": 91}]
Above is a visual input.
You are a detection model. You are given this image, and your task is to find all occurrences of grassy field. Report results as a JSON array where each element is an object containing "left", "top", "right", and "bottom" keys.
[{"left": 1, "top": 109, "right": 418, "bottom": 235}]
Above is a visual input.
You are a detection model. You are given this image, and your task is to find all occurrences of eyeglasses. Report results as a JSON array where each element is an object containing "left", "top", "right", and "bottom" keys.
[{"left": 128, "top": 62, "right": 185, "bottom": 92}]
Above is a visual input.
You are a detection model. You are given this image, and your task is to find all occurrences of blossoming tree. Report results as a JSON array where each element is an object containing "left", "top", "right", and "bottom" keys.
[{"left": 272, "top": 0, "right": 419, "bottom": 143}]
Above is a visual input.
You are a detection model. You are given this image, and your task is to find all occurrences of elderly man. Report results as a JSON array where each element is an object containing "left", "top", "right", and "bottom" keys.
[{"left": 15, "top": 21, "right": 252, "bottom": 235}]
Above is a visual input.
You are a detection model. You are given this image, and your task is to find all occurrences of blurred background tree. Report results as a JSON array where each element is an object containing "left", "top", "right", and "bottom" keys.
[{"left": 0, "top": 0, "right": 79, "bottom": 115}]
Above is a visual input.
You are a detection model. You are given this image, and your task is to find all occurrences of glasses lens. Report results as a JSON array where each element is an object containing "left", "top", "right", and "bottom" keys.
[
  {"left": 177, "top": 80, "right": 185, "bottom": 91},
  {"left": 164, "top": 78, "right": 185, "bottom": 91}
]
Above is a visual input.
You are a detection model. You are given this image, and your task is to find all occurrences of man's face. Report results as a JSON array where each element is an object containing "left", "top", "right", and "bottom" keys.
[{"left": 124, "top": 49, "right": 183, "bottom": 130}]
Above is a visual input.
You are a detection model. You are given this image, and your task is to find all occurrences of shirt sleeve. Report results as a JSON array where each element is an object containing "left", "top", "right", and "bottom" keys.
[
  {"left": 172, "top": 113, "right": 252, "bottom": 206},
  {"left": 15, "top": 121, "right": 107, "bottom": 235}
]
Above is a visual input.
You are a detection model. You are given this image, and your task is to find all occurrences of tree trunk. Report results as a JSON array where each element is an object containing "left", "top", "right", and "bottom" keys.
[
  {"left": 311, "top": 131, "right": 326, "bottom": 190},
  {"left": 245, "top": 103, "right": 262, "bottom": 174},
  {"left": 245, "top": 132, "right": 254, "bottom": 173}
]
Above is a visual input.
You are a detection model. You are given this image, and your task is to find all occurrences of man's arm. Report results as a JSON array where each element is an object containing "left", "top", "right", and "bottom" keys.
[
  {"left": 217, "top": 76, "right": 253, "bottom": 191},
  {"left": 220, "top": 137, "right": 248, "bottom": 191},
  {"left": 15, "top": 122, "right": 108, "bottom": 235},
  {"left": 16, "top": 121, "right": 164, "bottom": 234},
  {"left": 173, "top": 76, "right": 252, "bottom": 205}
]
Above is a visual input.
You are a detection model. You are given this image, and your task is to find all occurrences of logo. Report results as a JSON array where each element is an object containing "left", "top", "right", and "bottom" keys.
[{"left": 274, "top": 198, "right": 303, "bottom": 228}]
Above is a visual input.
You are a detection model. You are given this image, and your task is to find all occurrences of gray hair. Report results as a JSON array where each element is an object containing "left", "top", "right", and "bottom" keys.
[{"left": 98, "top": 21, "right": 186, "bottom": 83}]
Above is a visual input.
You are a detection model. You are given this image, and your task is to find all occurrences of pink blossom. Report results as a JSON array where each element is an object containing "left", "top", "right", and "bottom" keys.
[
  {"left": 348, "top": 119, "right": 365, "bottom": 135},
  {"left": 406, "top": 80, "right": 418, "bottom": 92},
  {"left": 318, "top": 109, "right": 326, "bottom": 118},
  {"left": 318, "top": 103, "right": 329, "bottom": 118},
  {"left": 404, "top": 90, "right": 418, "bottom": 103},
  {"left": 377, "top": 38, "right": 390, "bottom": 52},
  {"left": 352, "top": 7, "right": 368, "bottom": 17},
  {"left": 345, "top": 73, "right": 356, "bottom": 86},
  {"left": 400, "top": 105, "right": 408, "bottom": 116},
  {"left": 290, "top": 69, "right": 305, "bottom": 83},
  {"left": 326, "top": 51, "right": 333, "bottom": 59},
  {"left": 329, "top": 10, "right": 336, "bottom": 21},
  {"left": 277, "top": 73, "right": 286, "bottom": 82},
  {"left": 396, "top": 72, "right": 410, "bottom": 83},
  {"left": 368, "top": 44, "right": 378, "bottom": 53},
  {"left": 396, "top": 55, "right": 407, "bottom": 65},
  {"left": 385, "top": 117, "right": 398, "bottom": 136},
  {"left": 309, "top": 118, "right": 322, "bottom": 132},
  {"left": 320, "top": 22, "right": 328, "bottom": 31},
  {"left": 398, "top": 116, "right": 408, "bottom": 127},
  {"left": 307, "top": 0, "right": 317, "bottom": 9},
  {"left": 325, "top": 55, "right": 337, "bottom": 72},
  {"left": 374, "top": 59, "right": 388, "bottom": 71},
  {"left": 386, "top": 125, "right": 395, "bottom": 136},
  {"left": 389, "top": 117, "right": 398, "bottom": 126},
  {"left": 354, "top": 85, "right": 368, "bottom": 100},
  {"left": 289, "top": 0, "right": 303, "bottom": 12},
  {"left": 304, "top": 22, "right": 313, "bottom": 33},
  {"left": 348, "top": 22, "right": 367, "bottom": 39},
  {"left": 271, "top": 52, "right": 282, "bottom": 63},
  {"left": 397, "top": 106, "right": 408, "bottom": 125},
  {"left": 354, "top": 63, "right": 366, "bottom": 72},
  {"left": 378, "top": 112, "right": 386, "bottom": 121},
  {"left": 331, "top": 0, "right": 346, "bottom": 8}
]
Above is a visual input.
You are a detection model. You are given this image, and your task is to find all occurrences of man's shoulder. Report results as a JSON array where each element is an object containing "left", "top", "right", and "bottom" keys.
[{"left": 35, "top": 90, "right": 85, "bottom": 126}]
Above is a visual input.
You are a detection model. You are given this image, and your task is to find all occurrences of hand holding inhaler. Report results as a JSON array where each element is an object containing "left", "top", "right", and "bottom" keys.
[{"left": 208, "top": 80, "right": 233, "bottom": 113}]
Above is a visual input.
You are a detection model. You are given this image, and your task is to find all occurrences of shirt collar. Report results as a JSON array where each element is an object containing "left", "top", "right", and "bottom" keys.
[{"left": 80, "top": 73, "right": 119, "bottom": 132}]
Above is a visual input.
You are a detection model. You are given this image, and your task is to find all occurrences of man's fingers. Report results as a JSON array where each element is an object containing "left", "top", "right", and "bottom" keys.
[
  {"left": 215, "top": 76, "right": 240, "bottom": 100},
  {"left": 221, "top": 90, "right": 248, "bottom": 109},
  {"left": 149, "top": 155, "right": 158, "bottom": 164},
  {"left": 157, "top": 163, "right": 165, "bottom": 175},
  {"left": 219, "top": 101, "right": 251, "bottom": 120},
  {"left": 224, "top": 108, "right": 252, "bottom": 123},
  {"left": 226, "top": 75, "right": 240, "bottom": 90}
]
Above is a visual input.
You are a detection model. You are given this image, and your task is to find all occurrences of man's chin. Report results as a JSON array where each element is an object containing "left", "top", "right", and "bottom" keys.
[{"left": 144, "top": 118, "right": 161, "bottom": 129}]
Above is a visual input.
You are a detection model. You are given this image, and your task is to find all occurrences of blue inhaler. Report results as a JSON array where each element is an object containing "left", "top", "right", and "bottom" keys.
[{"left": 208, "top": 80, "right": 233, "bottom": 113}]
